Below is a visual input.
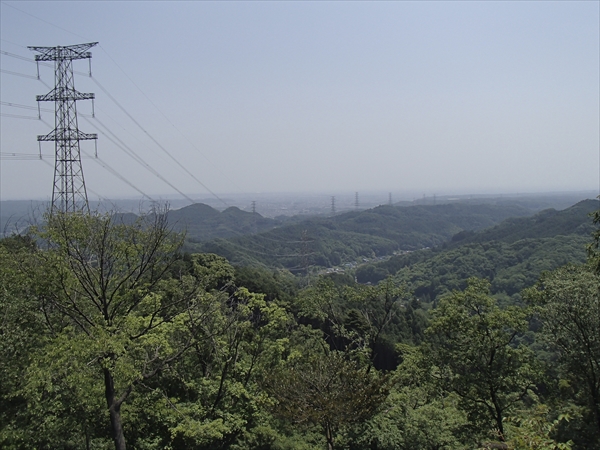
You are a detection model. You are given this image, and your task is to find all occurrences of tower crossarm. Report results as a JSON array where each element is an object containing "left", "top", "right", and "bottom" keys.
[
  {"left": 36, "top": 88, "right": 95, "bottom": 102},
  {"left": 37, "top": 130, "right": 98, "bottom": 142},
  {"left": 28, "top": 42, "right": 98, "bottom": 61}
]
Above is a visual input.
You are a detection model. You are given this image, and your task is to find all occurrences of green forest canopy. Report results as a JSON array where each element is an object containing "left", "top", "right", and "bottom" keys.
[{"left": 0, "top": 198, "right": 598, "bottom": 449}]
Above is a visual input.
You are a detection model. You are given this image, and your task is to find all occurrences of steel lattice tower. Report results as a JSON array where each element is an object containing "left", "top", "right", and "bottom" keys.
[{"left": 29, "top": 42, "right": 98, "bottom": 213}]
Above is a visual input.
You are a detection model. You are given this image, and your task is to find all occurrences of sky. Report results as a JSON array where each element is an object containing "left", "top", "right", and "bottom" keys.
[{"left": 1, "top": 1, "right": 599, "bottom": 203}]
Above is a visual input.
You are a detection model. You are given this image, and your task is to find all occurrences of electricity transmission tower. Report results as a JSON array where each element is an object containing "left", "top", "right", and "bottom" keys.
[{"left": 29, "top": 42, "right": 98, "bottom": 214}]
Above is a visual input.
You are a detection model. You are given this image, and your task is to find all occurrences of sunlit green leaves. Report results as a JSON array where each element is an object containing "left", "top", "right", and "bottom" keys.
[{"left": 427, "top": 278, "right": 540, "bottom": 440}]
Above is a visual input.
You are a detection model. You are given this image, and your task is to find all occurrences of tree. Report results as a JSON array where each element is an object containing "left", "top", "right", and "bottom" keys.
[
  {"left": 588, "top": 204, "right": 600, "bottom": 273},
  {"left": 0, "top": 236, "right": 54, "bottom": 447},
  {"left": 161, "top": 285, "right": 291, "bottom": 449},
  {"left": 344, "top": 344, "right": 470, "bottom": 450},
  {"left": 31, "top": 210, "right": 221, "bottom": 450},
  {"left": 427, "top": 278, "right": 539, "bottom": 441},
  {"left": 504, "top": 404, "right": 574, "bottom": 450},
  {"left": 296, "top": 277, "right": 412, "bottom": 369},
  {"left": 525, "top": 264, "right": 600, "bottom": 446},
  {"left": 263, "top": 347, "right": 391, "bottom": 450},
  {"left": 1, "top": 211, "right": 295, "bottom": 449}
]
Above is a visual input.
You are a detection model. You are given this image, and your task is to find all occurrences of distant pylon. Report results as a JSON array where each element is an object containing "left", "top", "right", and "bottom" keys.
[
  {"left": 331, "top": 196, "right": 336, "bottom": 215},
  {"left": 29, "top": 42, "right": 98, "bottom": 214},
  {"left": 251, "top": 201, "right": 256, "bottom": 214}
]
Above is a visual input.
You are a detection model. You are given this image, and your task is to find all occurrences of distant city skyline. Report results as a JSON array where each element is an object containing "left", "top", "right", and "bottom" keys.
[{"left": 1, "top": 1, "right": 599, "bottom": 202}]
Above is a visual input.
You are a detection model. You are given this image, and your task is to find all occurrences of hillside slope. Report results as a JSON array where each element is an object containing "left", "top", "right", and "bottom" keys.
[
  {"left": 167, "top": 203, "right": 280, "bottom": 242},
  {"left": 448, "top": 199, "right": 598, "bottom": 246},
  {"left": 356, "top": 199, "right": 599, "bottom": 301},
  {"left": 191, "top": 202, "right": 536, "bottom": 269}
]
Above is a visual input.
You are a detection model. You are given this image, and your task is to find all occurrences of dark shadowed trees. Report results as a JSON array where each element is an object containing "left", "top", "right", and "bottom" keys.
[{"left": 264, "top": 348, "right": 391, "bottom": 450}]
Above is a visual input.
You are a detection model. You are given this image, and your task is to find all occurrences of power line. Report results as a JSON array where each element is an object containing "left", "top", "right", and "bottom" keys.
[
  {"left": 1, "top": 51, "right": 191, "bottom": 205},
  {"left": 2, "top": 7, "right": 233, "bottom": 206},
  {"left": 96, "top": 43, "right": 244, "bottom": 193},
  {"left": 2, "top": 6, "right": 233, "bottom": 208},
  {"left": 1, "top": 49, "right": 48, "bottom": 66},
  {"left": 22, "top": 44, "right": 198, "bottom": 178},
  {"left": 0, "top": 151, "right": 100, "bottom": 160},
  {"left": 0, "top": 153, "right": 101, "bottom": 204},
  {"left": 1, "top": 38, "right": 30, "bottom": 49},
  {"left": 1, "top": 101, "right": 53, "bottom": 113},
  {"left": 80, "top": 114, "right": 195, "bottom": 203},
  {"left": 84, "top": 115, "right": 150, "bottom": 163},
  {"left": 0, "top": 112, "right": 40, "bottom": 120},
  {"left": 0, "top": 68, "right": 39, "bottom": 80},
  {"left": 84, "top": 154, "right": 155, "bottom": 202},
  {"left": 26, "top": 127, "right": 155, "bottom": 201},
  {"left": 94, "top": 104, "right": 146, "bottom": 143},
  {"left": 70, "top": 144, "right": 156, "bottom": 201},
  {"left": 1, "top": 49, "right": 30, "bottom": 62},
  {"left": 91, "top": 76, "right": 228, "bottom": 207},
  {"left": 1, "top": 152, "right": 41, "bottom": 160},
  {"left": 38, "top": 156, "right": 106, "bottom": 201},
  {"left": 0, "top": 50, "right": 55, "bottom": 87},
  {"left": 1, "top": 2, "right": 90, "bottom": 42},
  {"left": 0, "top": 67, "right": 52, "bottom": 89}
]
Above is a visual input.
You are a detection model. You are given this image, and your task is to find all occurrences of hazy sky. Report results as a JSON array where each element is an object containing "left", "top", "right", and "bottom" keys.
[{"left": 1, "top": 1, "right": 599, "bottom": 202}]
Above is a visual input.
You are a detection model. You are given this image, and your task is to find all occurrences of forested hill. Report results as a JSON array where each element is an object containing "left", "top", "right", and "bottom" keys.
[
  {"left": 188, "top": 202, "right": 536, "bottom": 269},
  {"left": 3, "top": 205, "right": 599, "bottom": 448},
  {"left": 166, "top": 203, "right": 280, "bottom": 242},
  {"left": 356, "top": 199, "right": 599, "bottom": 299},
  {"left": 447, "top": 199, "right": 599, "bottom": 246},
  {"left": 327, "top": 202, "right": 533, "bottom": 242}
]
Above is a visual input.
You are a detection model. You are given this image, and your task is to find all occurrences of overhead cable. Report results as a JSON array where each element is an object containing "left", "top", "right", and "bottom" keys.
[
  {"left": 1, "top": 8, "right": 233, "bottom": 206},
  {"left": 81, "top": 114, "right": 194, "bottom": 203},
  {"left": 2, "top": 5, "right": 228, "bottom": 207},
  {"left": 85, "top": 153, "right": 155, "bottom": 202},
  {"left": 1, "top": 3, "right": 89, "bottom": 42},
  {"left": 1, "top": 50, "right": 51, "bottom": 68},
  {"left": 1, "top": 152, "right": 42, "bottom": 160},
  {"left": 98, "top": 44, "right": 245, "bottom": 195},
  {"left": 1, "top": 101, "right": 52, "bottom": 113},
  {"left": 0, "top": 68, "right": 39, "bottom": 80},
  {"left": 0, "top": 112, "right": 40, "bottom": 120},
  {"left": 91, "top": 76, "right": 228, "bottom": 207}
]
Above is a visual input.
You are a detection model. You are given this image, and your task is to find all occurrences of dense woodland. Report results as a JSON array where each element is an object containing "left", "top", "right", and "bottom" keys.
[{"left": 1, "top": 199, "right": 599, "bottom": 449}]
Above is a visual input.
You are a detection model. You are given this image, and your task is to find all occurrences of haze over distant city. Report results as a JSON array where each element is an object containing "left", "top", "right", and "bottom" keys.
[{"left": 1, "top": 1, "right": 599, "bottom": 203}]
